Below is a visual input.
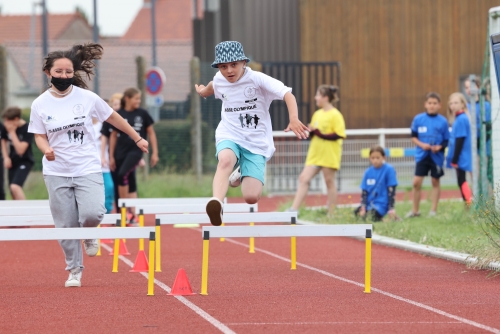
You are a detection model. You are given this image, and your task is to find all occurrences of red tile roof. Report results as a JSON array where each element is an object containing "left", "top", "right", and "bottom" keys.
[
  {"left": 122, "top": 0, "right": 193, "bottom": 41},
  {"left": 0, "top": 12, "right": 91, "bottom": 43}
]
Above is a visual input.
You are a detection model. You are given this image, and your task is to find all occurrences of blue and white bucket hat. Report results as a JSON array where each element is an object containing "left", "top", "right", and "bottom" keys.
[{"left": 211, "top": 41, "right": 250, "bottom": 68}]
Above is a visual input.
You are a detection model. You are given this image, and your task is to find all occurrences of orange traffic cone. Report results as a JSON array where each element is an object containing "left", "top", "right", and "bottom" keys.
[
  {"left": 109, "top": 239, "right": 131, "bottom": 256},
  {"left": 129, "top": 250, "right": 149, "bottom": 272},
  {"left": 168, "top": 268, "right": 196, "bottom": 296}
]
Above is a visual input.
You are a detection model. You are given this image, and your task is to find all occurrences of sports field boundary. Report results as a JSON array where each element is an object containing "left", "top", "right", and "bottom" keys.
[{"left": 297, "top": 218, "right": 500, "bottom": 271}]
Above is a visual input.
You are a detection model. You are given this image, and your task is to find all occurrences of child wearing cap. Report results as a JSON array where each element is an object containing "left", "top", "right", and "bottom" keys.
[{"left": 195, "top": 41, "right": 309, "bottom": 226}]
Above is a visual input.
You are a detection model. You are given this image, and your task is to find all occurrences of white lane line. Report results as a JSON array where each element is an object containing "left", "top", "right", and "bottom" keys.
[
  {"left": 226, "top": 321, "right": 462, "bottom": 325},
  {"left": 100, "top": 244, "right": 235, "bottom": 334},
  {"left": 223, "top": 238, "right": 500, "bottom": 334}
]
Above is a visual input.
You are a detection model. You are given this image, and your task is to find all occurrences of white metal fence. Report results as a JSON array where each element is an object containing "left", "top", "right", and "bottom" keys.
[{"left": 266, "top": 129, "right": 458, "bottom": 194}]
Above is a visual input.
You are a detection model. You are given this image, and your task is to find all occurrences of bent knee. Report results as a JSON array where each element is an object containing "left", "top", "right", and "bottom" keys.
[
  {"left": 244, "top": 194, "right": 260, "bottom": 204},
  {"left": 81, "top": 211, "right": 104, "bottom": 227}
]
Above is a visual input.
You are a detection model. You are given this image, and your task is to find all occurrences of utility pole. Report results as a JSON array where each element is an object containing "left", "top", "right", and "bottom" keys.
[
  {"left": 41, "top": 0, "right": 48, "bottom": 90},
  {"left": 93, "top": 0, "right": 100, "bottom": 95},
  {"left": 151, "top": 0, "right": 157, "bottom": 67}
]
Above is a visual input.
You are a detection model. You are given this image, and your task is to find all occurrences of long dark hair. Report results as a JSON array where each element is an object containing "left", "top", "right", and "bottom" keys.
[
  {"left": 42, "top": 43, "right": 103, "bottom": 89},
  {"left": 120, "top": 87, "right": 141, "bottom": 109}
]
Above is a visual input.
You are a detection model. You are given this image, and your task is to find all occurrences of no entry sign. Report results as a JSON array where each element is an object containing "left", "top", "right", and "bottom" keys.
[{"left": 145, "top": 67, "right": 165, "bottom": 95}]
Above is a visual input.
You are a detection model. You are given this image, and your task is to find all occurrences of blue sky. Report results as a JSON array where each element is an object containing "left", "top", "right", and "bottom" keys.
[{"left": 0, "top": 0, "right": 143, "bottom": 36}]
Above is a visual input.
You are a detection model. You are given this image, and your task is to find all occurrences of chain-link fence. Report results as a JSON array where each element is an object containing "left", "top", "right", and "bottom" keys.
[{"left": 267, "top": 131, "right": 459, "bottom": 194}]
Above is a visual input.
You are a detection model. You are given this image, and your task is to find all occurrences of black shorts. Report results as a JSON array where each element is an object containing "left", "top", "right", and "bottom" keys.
[
  {"left": 8, "top": 162, "right": 33, "bottom": 187},
  {"left": 415, "top": 155, "right": 444, "bottom": 179},
  {"left": 115, "top": 152, "right": 142, "bottom": 187}
]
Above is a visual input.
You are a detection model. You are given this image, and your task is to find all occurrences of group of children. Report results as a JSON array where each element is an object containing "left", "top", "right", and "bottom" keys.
[{"left": 0, "top": 39, "right": 484, "bottom": 286}]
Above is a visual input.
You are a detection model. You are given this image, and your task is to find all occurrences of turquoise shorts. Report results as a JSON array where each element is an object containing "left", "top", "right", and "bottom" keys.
[{"left": 216, "top": 140, "right": 266, "bottom": 185}]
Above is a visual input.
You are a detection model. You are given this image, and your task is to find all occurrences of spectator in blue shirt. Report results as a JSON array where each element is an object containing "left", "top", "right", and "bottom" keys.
[
  {"left": 406, "top": 92, "right": 449, "bottom": 218},
  {"left": 354, "top": 146, "right": 398, "bottom": 222},
  {"left": 446, "top": 92, "right": 472, "bottom": 206}
]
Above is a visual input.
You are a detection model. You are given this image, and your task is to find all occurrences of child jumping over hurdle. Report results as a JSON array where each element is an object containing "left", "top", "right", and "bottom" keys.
[
  {"left": 354, "top": 146, "right": 399, "bottom": 222},
  {"left": 406, "top": 92, "right": 449, "bottom": 217},
  {"left": 195, "top": 41, "right": 309, "bottom": 226}
]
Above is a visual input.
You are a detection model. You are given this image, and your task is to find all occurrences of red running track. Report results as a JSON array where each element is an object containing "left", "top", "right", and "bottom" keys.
[{"left": 1, "top": 191, "right": 499, "bottom": 334}]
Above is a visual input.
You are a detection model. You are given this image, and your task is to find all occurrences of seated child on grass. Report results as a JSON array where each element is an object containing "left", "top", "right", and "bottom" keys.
[{"left": 354, "top": 146, "right": 398, "bottom": 222}]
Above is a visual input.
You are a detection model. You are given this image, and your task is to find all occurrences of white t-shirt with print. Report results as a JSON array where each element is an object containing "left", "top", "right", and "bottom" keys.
[
  {"left": 212, "top": 67, "right": 292, "bottom": 160},
  {"left": 28, "top": 86, "right": 113, "bottom": 177}
]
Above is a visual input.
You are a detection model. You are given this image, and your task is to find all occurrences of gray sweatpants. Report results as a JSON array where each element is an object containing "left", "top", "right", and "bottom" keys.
[{"left": 44, "top": 173, "right": 106, "bottom": 271}]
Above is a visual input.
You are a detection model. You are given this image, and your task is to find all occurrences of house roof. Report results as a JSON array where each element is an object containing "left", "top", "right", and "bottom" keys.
[
  {"left": 4, "top": 40, "right": 193, "bottom": 102},
  {"left": 0, "top": 12, "right": 91, "bottom": 43},
  {"left": 122, "top": 0, "right": 193, "bottom": 41}
]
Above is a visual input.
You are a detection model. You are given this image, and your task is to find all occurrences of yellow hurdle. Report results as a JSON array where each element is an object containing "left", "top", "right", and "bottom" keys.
[
  {"left": 220, "top": 223, "right": 225, "bottom": 242},
  {"left": 155, "top": 219, "right": 162, "bottom": 272},
  {"left": 96, "top": 224, "right": 101, "bottom": 256},
  {"left": 147, "top": 232, "right": 156, "bottom": 296},
  {"left": 364, "top": 229, "right": 372, "bottom": 293},
  {"left": 112, "top": 238, "right": 120, "bottom": 273},
  {"left": 249, "top": 222, "right": 255, "bottom": 253},
  {"left": 139, "top": 210, "right": 144, "bottom": 251},
  {"left": 120, "top": 204, "right": 127, "bottom": 243},
  {"left": 200, "top": 231, "right": 210, "bottom": 295},
  {"left": 291, "top": 218, "right": 297, "bottom": 270}
]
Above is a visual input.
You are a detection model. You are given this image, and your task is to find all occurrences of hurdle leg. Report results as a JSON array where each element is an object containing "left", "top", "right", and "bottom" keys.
[
  {"left": 148, "top": 232, "right": 156, "bottom": 296},
  {"left": 112, "top": 238, "right": 120, "bottom": 272},
  {"left": 139, "top": 209, "right": 144, "bottom": 251},
  {"left": 96, "top": 224, "right": 101, "bottom": 256},
  {"left": 155, "top": 219, "right": 162, "bottom": 272},
  {"left": 201, "top": 231, "right": 210, "bottom": 295},
  {"left": 121, "top": 204, "right": 127, "bottom": 242},
  {"left": 249, "top": 222, "right": 255, "bottom": 253},
  {"left": 364, "top": 229, "right": 372, "bottom": 293},
  {"left": 220, "top": 223, "right": 225, "bottom": 242},
  {"left": 291, "top": 217, "right": 296, "bottom": 270}
]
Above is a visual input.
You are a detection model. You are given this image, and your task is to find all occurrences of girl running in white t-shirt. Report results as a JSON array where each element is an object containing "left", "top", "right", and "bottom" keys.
[
  {"left": 195, "top": 41, "right": 309, "bottom": 226},
  {"left": 28, "top": 43, "right": 149, "bottom": 288}
]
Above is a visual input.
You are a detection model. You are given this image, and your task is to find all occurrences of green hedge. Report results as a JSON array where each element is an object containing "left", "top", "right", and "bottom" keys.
[{"left": 151, "top": 119, "right": 215, "bottom": 172}]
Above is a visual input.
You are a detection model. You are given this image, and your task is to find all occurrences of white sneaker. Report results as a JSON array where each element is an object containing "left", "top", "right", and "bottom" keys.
[
  {"left": 428, "top": 211, "right": 437, "bottom": 217},
  {"left": 206, "top": 197, "right": 223, "bottom": 226},
  {"left": 229, "top": 167, "right": 241, "bottom": 187},
  {"left": 65, "top": 268, "right": 82, "bottom": 288},
  {"left": 83, "top": 239, "right": 98, "bottom": 257}
]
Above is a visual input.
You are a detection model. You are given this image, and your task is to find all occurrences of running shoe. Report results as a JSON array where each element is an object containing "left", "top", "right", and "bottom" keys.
[
  {"left": 206, "top": 197, "right": 223, "bottom": 226},
  {"left": 229, "top": 167, "right": 241, "bottom": 187},
  {"left": 65, "top": 268, "right": 82, "bottom": 288},
  {"left": 83, "top": 239, "right": 99, "bottom": 257},
  {"left": 404, "top": 211, "right": 421, "bottom": 218}
]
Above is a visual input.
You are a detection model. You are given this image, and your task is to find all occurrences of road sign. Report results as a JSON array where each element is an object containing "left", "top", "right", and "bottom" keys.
[
  {"left": 145, "top": 67, "right": 165, "bottom": 95},
  {"left": 146, "top": 94, "right": 164, "bottom": 107}
]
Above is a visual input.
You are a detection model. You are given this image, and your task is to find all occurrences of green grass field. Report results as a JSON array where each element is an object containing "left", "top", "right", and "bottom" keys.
[
  {"left": 16, "top": 170, "right": 244, "bottom": 200},
  {"left": 286, "top": 200, "right": 500, "bottom": 271}
]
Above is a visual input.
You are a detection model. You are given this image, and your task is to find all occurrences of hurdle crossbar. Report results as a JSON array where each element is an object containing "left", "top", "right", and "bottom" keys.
[
  {"left": 200, "top": 224, "right": 373, "bottom": 295},
  {"left": 0, "top": 214, "right": 121, "bottom": 227},
  {"left": 0, "top": 200, "right": 49, "bottom": 207},
  {"left": 119, "top": 197, "right": 227, "bottom": 208},
  {"left": 0, "top": 206, "right": 52, "bottom": 216},
  {"left": 136, "top": 203, "right": 257, "bottom": 214},
  {"left": 0, "top": 227, "right": 156, "bottom": 295},
  {"left": 156, "top": 211, "right": 294, "bottom": 225}
]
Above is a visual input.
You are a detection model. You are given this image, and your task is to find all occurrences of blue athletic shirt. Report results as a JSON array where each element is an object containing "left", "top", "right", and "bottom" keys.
[
  {"left": 410, "top": 112, "right": 449, "bottom": 166},
  {"left": 360, "top": 163, "right": 398, "bottom": 216},
  {"left": 446, "top": 112, "right": 472, "bottom": 171}
]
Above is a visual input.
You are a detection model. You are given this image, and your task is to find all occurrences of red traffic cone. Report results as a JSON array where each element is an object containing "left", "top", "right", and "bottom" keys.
[
  {"left": 129, "top": 250, "right": 149, "bottom": 272},
  {"left": 168, "top": 268, "right": 196, "bottom": 296},
  {"left": 109, "top": 239, "right": 131, "bottom": 256}
]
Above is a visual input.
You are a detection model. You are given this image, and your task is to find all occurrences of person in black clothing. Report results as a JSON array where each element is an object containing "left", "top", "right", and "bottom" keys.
[
  {"left": 108, "top": 88, "right": 159, "bottom": 215},
  {"left": 1, "top": 106, "right": 35, "bottom": 200},
  {"left": 0, "top": 122, "right": 5, "bottom": 200}
]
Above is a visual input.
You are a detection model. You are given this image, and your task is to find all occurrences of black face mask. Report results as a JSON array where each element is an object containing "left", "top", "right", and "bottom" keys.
[{"left": 51, "top": 76, "right": 74, "bottom": 91}]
